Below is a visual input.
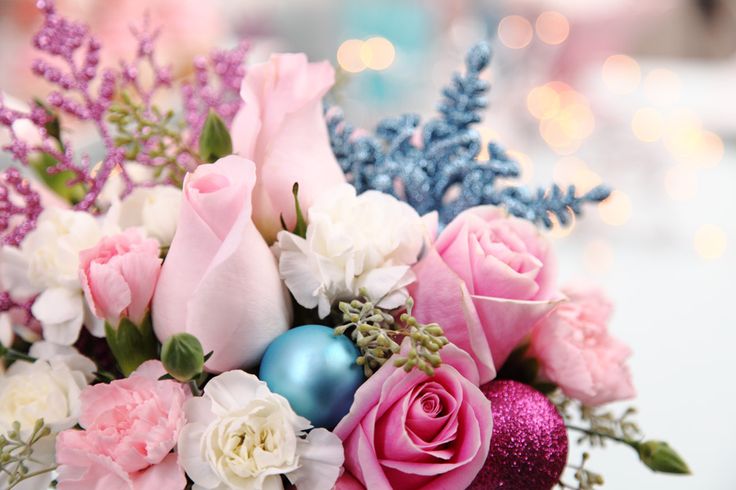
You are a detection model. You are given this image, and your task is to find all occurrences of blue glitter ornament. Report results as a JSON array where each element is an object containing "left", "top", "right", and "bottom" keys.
[{"left": 259, "top": 325, "right": 365, "bottom": 429}]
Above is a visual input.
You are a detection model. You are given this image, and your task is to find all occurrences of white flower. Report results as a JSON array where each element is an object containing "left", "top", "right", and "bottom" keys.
[
  {"left": 105, "top": 185, "right": 182, "bottom": 246},
  {"left": 97, "top": 162, "right": 156, "bottom": 209},
  {"left": 0, "top": 342, "right": 95, "bottom": 490},
  {"left": 0, "top": 208, "right": 104, "bottom": 344},
  {"left": 178, "top": 371, "right": 343, "bottom": 490},
  {"left": 274, "top": 184, "right": 426, "bottom": 318}
]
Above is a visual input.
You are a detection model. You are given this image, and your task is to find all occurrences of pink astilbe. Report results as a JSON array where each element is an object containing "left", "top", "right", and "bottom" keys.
[
  {"left": 0, "top": 0, "right": 250, "bottom": 210},
  {"left": 182, "top": 41, "right": 249, "bottom": 146},
  {"left": 0, "top": 168, "right": 42, "bottom": 246}
]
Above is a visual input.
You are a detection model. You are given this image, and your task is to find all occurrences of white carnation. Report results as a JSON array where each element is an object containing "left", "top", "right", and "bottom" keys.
[
  {"left": 105, "top": 185, "right": 182, "bottom": 246},
  {"left": 178, "top": 371, "right": 343, "bottom": 490},
  {"left": 0, "top": 208, "right": 104, "bottom": 344},
  {"left": 274, "top": 184, "right": 425, "bottom": 317},
  {"left": 0, "top": 342, "right": 95, "bottom": 490}
]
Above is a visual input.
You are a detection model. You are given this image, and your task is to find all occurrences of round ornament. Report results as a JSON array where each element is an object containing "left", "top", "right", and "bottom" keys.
[
  {"left": 258, "top": 324, "right": 365, "bottom": 429},
  {"left": 469, "top": 380, "right": 568, "bottom": 490}
]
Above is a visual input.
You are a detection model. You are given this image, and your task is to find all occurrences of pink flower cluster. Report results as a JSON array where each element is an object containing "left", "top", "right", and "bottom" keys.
[{"left": 55, "top": 361, "right": 189, "bottom": 490}]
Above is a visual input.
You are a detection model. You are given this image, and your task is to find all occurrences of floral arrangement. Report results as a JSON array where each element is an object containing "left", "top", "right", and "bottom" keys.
[{"left": 0, "top": 2, "right": 690, "bottom": 489}]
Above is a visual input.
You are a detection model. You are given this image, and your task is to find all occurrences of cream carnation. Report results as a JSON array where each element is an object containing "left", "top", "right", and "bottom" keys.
[
  {"left": 0, "top": 208, "right": 104, "bottom": 344},
  {"left": 105, "top": 185, "right": 182, "bottom": 247},
  {"left": 0, "top": 342, "right": 95, "bottom": 490},
  {"left": 274, "top": 183, "right": 425, "bottom": 317},
  {"left": 178, "top": 370, "right": 343, "bottom": 490}
]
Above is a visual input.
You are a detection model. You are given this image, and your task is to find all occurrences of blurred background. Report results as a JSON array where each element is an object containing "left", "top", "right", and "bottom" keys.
[{"left": 1, "top": 0, "right": 734, "bottom": 488}]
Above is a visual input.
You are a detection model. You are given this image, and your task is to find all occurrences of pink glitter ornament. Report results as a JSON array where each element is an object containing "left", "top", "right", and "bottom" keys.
[{"left": 469, "top": 380, "right": 568, "bottom": 490}]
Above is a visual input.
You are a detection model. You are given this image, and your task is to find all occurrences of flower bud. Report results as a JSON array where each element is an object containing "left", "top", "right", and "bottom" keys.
[
  {"left": 636, "top": 440, "right": 691, "bottom": 474},
  {"left": 199, "top": 110, "right": 232, "bottom": 163},
  {"left": 161, "top": 333, "right": 205, "bottom": 382}
]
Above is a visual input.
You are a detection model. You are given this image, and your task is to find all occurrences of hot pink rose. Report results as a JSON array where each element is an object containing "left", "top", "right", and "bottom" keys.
[
  {"left": 55, "top": 360, "right": 189, "bottom": 490},
  {"left": 79, "top": 228, "right": 161, "bottom": 326},
  {"left": 410, "top": 206, "right": 561, "bottom": 384},
  {"left": 333, "top": 343, "right": 492, "bottom": 490},
  {"left": 231, "top": 53, "right": 345, "bottom": 242},
  {"left": 531, "top": 283, "right": 636, "bottom": 406},
  {"left": 152, "top": 155, "right": 291, "bottom": 372}
]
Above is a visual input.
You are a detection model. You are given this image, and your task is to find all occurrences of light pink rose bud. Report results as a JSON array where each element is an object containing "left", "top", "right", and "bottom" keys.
[
  {"left": 531, "top": 283, "right": 636, "bottom": 406},
  {"left": 79, "top": 228, "right": 162, "bottom": 326},
  {"left": 152, "top": 155, "right": 291, "bottom": 372},
  {"left": 410, "top": 206, "right": 561, "bottom": 383},
  {"left": 231, "top": 53, "right": 345, "bottom": 242}
]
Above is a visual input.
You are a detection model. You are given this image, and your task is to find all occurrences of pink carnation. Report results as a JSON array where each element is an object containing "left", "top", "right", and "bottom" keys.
[
  {"left": 79, "top": 228, "right": 162, "bottom": 326},
  {"left": 334, "top": 342, "right": 492, "bottom": 490},
  {"left": 55, "top": 361, "right": 189, "bottom": 490},
  {"left": 531, "top": 283, "right": 636, "bottom": 406}
]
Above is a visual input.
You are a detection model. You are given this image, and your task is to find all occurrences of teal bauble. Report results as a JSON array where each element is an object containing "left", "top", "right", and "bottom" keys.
[{"left": 259, "top": 325, "right": 365, "bottom": 429}]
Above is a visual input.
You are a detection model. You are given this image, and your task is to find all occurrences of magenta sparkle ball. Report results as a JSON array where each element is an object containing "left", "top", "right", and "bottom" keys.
[{"left": 469, "top": 380, "right": 568, "bottom": 490}]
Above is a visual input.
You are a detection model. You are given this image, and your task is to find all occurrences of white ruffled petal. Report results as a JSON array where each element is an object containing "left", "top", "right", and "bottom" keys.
[
  {"left": 0, "top": 313, "right": 13, "bottom": 347},
  {"left": 287, "top": 428, "right": 344, "bottom": 490},
  {"left": 31, "top": 288, "right": 84, "bottom": 345},
  {"left": 355, "top": 265, "right": 415, "bottom": 309},
  {"left": 178, "top": 422, "right": 223, "bottom": 489},
  {"left": 0, "top": 246, "right": 39, "bottom": 298}
]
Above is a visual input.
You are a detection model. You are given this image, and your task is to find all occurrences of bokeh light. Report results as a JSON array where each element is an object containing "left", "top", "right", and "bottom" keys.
[
  {"left": 527, "top": 85, "right": 560, "bottom": 120},
  {"left": 598, "top": 190, "right": 632, "bottom": 226},
  {"left": 530, "top": 82, "right": 595, "bottom": 154},
  {"left": 631, "top": 107, "right": 664, "bottom": 142},
  {"left": 644, "top": 68, "right": 681, "bottom": 106},
  {"left": 337, "top": 39, "right": 365, "bottom": 73},
  {"left": 361, "top": 37, "right": 395, "bottom": 71},
  {"left": 535, "top": 11, "right": 570, "bottom": 45},
  {"left": 601, "top": 54, "right": 641, "bottom": 94},
  {"left": 694, "top": 224, "right": 727, "bottom": 260},
  {"left": 698, "top": 130, "right": 725, "bottom": 168},
  {"left": 584, "top": 239, "right": 614, "bottom": 275},
  {"left": 553, "top": 156, "right": 602, "bottom": 193},
  {"left": 545, "top": 212, "right": 576, "bottom": 239},
  {"left": 498, "top": 15, "right": 533, "bottom": 49},
  {"left": 664, "top": 165, "right": 698, "bottom": 201}
]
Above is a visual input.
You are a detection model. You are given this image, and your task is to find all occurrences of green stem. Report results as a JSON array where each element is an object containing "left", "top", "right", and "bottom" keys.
[
  {"left": 0, "top": 347, "right": 36, "bottom": 363},
  {"left": 187, "top": 379, "right": 202, "bottom": 397},
  {"left": 7, "top": 466, "right": 56, "bottom": 489},
  {"left": 566, "top": 424, "right": 636, "bottom": 447}
]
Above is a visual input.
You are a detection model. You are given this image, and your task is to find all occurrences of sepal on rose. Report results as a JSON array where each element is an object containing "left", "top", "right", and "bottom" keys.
[{"left": 105, "top": 315, "right": 157, "bottom": 376}]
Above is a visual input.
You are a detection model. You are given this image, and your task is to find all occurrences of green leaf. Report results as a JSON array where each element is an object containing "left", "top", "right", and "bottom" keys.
[
  {"left": 105, "top": 316, "right": 158, "bottom": 376},
  {"left": 29, "top": 152, "right": 86, "bottom": 204},
  {"left": 198, "top": 110, "right": 233, "bottom": 163},
  {"left": 635, "top": 440, "right": 691, "bottom": 475},
  {"left": 161, "top": 333, "right": 205, "bottom": 382}
]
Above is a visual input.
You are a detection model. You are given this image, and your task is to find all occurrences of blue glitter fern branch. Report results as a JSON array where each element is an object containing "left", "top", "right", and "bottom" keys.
[{"left": 327, "top": 42, "right": 611, "bottom": 228}]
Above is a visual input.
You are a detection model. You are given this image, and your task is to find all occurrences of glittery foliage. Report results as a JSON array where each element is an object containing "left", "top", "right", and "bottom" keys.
[{"left": 328, "top": 42, "right": 611, "bottom": 227}]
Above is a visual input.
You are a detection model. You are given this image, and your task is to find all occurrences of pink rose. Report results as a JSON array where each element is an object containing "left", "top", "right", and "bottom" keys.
[
  {"left": 231, "top": 53, "right": 345, "bottom": 242},
  {"left": 410, "top": 206, "right": 561, "bottom": 384},
  {"left": 152, "top": 155, "right": 291, "bottom": 372},
  {"left": 531, "top": 283, "right": 636, "bottom": 406},
  {"left": 55, "top": 361, "right": 189, "bottom": 490},
  {"left": 79, "top": 228, "right": 161, "bottom": 326},
  {"left": 333, "top": 343, "right": 492, "bottom": 490}
]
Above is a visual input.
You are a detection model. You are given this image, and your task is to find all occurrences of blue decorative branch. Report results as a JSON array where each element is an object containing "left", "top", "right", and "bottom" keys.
[{"left": 327, "top": 42, "right": 611, "bottom": 228}]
